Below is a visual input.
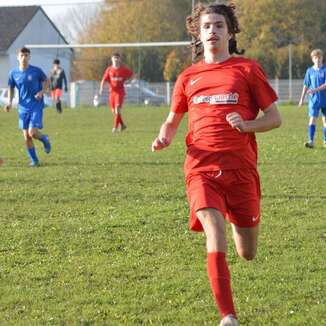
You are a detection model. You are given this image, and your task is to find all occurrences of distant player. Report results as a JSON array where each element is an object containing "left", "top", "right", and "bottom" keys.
[
  {"left": 49, "top": 58, "right": 68, "bottom": 113},
  {"left": 299, "top": 48, "right": 326, "bottom": 148},
  {"left": 152, "top": 4, "right": 281, "bottom": 326},
  {"left": 99, "top": 53, "right": 133, "bottom": 133},
  {"left": 4, "top": 47, "right": 51, "bottom": 167}
]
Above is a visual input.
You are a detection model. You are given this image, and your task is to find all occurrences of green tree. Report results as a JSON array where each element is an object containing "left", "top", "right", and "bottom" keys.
[
  {"left": 234, "top": 0, "right": 326, "bottom": 78},
  {"left": 74, "top": 0, "right": 192, "bottom": 81}
]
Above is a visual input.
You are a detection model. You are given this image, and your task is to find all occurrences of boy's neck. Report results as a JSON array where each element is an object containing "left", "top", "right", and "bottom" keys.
[{"left": 204, "top": 49, "right": 231, "bottom": 64}]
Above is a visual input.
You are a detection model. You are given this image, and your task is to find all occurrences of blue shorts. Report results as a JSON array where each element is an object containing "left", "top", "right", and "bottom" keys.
[
  {"left": 308, "top": 103, "right": 326, "bottom": 118},
  {"left": 18, "top": 110, "right": 43, "bottom": 130}
]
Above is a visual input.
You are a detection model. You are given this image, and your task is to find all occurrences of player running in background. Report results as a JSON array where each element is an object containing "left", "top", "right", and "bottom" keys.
[
  {"left": 4, "top": 47, "right": 51, "bottom": 167},
  {"left": 299, "top": 49, "right": 326, "bottom": 148},
  {"left": 99, "top": 53, "right": 133, "bottom": 133},
  {"left": 152, "top": 3, "right": 281, "bottom": 326},
  {"left": 49, "top": 58, "right": 68, "bottom": 113}
]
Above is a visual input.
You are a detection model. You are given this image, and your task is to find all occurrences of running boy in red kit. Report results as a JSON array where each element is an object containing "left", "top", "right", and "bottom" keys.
[
  {"left": 99, "top": 53, "right": 133, "bottom": 133},
  {"left": 152, "top": 3, "right": 281, "bottom": 326}
]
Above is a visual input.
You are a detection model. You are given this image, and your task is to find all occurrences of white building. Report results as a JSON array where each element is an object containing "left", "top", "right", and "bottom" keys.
[{"left": 0, "top": 6, "right": 73, "bottom": 88}]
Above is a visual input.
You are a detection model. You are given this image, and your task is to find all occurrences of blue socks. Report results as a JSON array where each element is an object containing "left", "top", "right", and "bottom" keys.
[
  {"left": 308, "top": 124, "right": 316, "bottom": 143},
  {"left": 27, "top": 147, "right": 38, "bottom": 163},
  {"left": 39, "top": 134, "right": 48, "bottom": 145}
]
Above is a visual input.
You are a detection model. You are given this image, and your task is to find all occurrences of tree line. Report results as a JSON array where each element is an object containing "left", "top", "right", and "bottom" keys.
[{"left": 72, "top": 0, "right": 326, "bottom": 82}]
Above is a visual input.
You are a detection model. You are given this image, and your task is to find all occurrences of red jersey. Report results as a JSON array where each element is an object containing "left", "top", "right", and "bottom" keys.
[
  {"left": 171, "top": 57, "right": 278, "bottom": 176},
  {"left": 102, "top": 65, "right": 133, "bottom": 94}
]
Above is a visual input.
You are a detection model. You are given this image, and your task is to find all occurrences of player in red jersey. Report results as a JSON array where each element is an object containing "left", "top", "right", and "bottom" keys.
[
  {"left": 152, "top": 3, "right": 281, "bottom": 326},
  {"left": 99, "top": 53, "right": 133, "bottom": 133}
]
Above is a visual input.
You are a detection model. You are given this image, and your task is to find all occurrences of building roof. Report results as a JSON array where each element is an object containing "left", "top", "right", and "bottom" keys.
[{"left": 0, "top": 6, "right": 69, "bottom": 52}]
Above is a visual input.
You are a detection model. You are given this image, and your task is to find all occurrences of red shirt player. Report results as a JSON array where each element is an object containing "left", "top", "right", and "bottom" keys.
[
  {"left": 99, "top": 53, "right": 133, "bottom": 132},
  {"left": 152, "top": 4, "right": 281, "bottom": 326}
]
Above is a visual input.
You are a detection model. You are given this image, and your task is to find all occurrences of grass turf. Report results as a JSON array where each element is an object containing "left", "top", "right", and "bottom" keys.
[{"left": 0, "top": 104, "right": 325, "bottom": 325}]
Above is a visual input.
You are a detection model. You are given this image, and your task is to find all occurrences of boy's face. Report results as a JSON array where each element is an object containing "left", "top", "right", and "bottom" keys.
[
  {"left": 200, "top": 13, "right": 231, "bottom": 54},
  {"left": 312, "top": 55, "right": 323, "bottom": 66},
  {"left": 111, "top": 56, "right": 121, "bottom": 65},
  {"left": 17, "top": 51, "right": 30, "bottom": 67}
]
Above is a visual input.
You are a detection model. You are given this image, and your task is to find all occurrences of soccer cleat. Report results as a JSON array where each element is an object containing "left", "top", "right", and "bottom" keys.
[
  {"left": 43, "top": 135, "right": 51, "bottom": 154},
  {"left": 120, "top": 123, "right": 127, "bottom": 131},
  {"left": 219, "top": 315, "right": 239, "bottom": 326},
  {"left": 112, "top": 128, "right": 117, "bottom": 133},
  {"left": 30, "top": 160, "right": 40, "bottom": 167},
  {"left": 304, "top": 141, "right": 314, "bottom": 149}
]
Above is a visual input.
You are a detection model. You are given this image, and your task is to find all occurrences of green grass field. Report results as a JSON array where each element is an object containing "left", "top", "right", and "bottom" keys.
[{"left": 0, "top": 104, "right": 325, "bottom": 325}]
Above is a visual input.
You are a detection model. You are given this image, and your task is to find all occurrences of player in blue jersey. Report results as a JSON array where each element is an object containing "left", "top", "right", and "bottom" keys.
[
  {"left": 4, "top": 47, "right": 51, "bottom": 166},
  {"left": 299, "top": 49, "right": 326, "bottom": 148}
]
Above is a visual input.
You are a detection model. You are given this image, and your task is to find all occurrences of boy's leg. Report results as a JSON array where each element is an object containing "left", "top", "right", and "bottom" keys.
[
  {"left": 306, "top": 106, "right": 318, "bottom": 148},
  {"left": 231, "top": 224, "right": 259, "bottom": 261},
  {"left": 321, "top": 110, "right": 326, "bottom": 146},
  {"left": 55, "top": 89, "right": 63, "bottom": 113},
  {"left": 29, "top": 128, "right": 51, "bottom": 154},
  {"left": 29, "top": 111, "right": 51, "bottom": 153},
  {"left": 23, "top": 129, "right": 39, "bottom": 166},
  {"left": 196, "top": 208, "right": 237, "bottom": 320}
]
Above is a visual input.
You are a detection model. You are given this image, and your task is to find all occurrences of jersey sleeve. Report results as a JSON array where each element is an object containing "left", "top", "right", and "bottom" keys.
[
  {"left": 124, "top": 67, "right": 133, "bottom": 79},
  {"left": 102, "top": 68, "right": 110, "bottom": 82},
  {"left": 248, "top": 61, "right": 278, "bottom": 111},
  {"left": 8, "top": 71, "right": 16, "bottom": 88},
  {"left": 171, "top": 74, "right": 188, "bottom": 113},
  {"left": 38, "top": 67, "right": 47, "bottom": 82},
  {"left": 303, "top": 69, "right": 310, "bottom": 87}
]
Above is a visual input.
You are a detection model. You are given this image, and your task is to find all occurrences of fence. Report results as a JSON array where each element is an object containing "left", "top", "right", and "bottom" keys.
[{"left": 68, "top": 79, "right": 305, "bottom": 108}]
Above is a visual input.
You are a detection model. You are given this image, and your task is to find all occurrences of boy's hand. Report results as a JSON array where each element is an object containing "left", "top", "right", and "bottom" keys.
[
  {"left": 226, "top": 112, "right": 247, "bottom": 132},
  {"left": 34, "top": 91, "right": 44, "bottom": 100},
  {"left": 151, "top": 137, "right": 170, "bottom": 152}
]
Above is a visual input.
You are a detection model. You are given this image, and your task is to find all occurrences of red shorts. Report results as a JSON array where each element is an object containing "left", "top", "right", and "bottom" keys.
[
  {"left": 51, "top": 88, "right": 62, "bottom": 99},
  {"left": 186, "top": 169, "right": 261, "bottom": 231},
  {"left": 109, "top": 92, "right": 124, "bottom": 110}
]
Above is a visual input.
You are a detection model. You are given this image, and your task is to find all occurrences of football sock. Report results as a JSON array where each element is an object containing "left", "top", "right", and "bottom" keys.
[
  {"left": 39, "top": 135, "right": 49, "bottom": 145},
  {"left": 114, "top": 114, "right": 119, "bottom": 129},
  {"left": 323, "top": 126, "right": 326, "bottom": 141},
  {"left": 56, "top": 100, "right": 62, "bottom": 113},
  {"left": 207, "top": 252, "right": 236, "bottom": 318},
  {"left": 308, "top": 124, "right": 316, "bottom": 143},
  {"left": 114, "top": 113, "right": 123, "bottom": 129},
  {"left": 27, "top": 147, "right": 38, "bottom": 163},
  {"left": 118, "top": 114, "right": 124, "bottom": 126}
]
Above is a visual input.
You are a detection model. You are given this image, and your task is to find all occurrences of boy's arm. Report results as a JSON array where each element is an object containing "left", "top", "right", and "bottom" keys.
[
  {"left": 307, "top": 82, "right": 326, "bottom": 94},
  {"left": 299, "top": 85, "right": 308, "bottom": 106},
  {"left": 4, "top": 87, "right": 15, "bottom": 112},
  {"left": 99, "top": 77, "right": 106, "bottom": 95},
  {"left": 63, "top": 70, "right": 68, "bottom": 91},
  {"left": 152, "top": 111, "right": 184, "bottom": 151},
  {"left": 35, "top": 79, "right": 50, "bottom": 100},
  {"left": 226, "top": 103, "right": 281, "bottom": 133}
]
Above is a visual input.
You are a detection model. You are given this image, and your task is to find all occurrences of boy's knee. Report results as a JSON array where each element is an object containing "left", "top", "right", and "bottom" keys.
[{"left": 237, "top": 248, "right": 256, "bottom": 261}]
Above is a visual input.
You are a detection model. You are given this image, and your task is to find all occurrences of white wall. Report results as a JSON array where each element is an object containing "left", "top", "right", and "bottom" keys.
[
  {"left": 5, "top": 10, "right": 72, "bottom": 89},
  {"left": 0, "top": 56, "right": 11, "bottom": 88}
]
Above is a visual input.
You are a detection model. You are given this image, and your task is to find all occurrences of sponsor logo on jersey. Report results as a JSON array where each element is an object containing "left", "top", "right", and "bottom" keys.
[
  {"left": 190, "top": 77, "right": 202, "bottom": 86},
  {"left": 111, "top": 77, "right": 123, "bottom": 81},
  {"left": 28, "top": 75, "right": 33, "bottom": 81},
  {"left": 193, "top": 93, "right": 239, "bottom": 105}
]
